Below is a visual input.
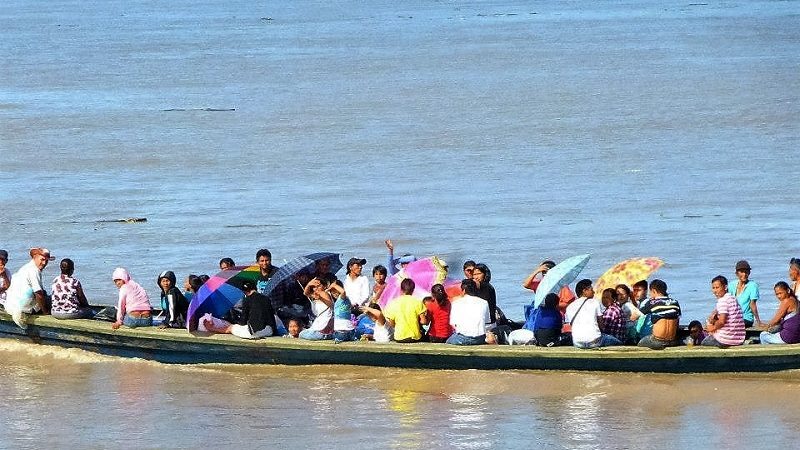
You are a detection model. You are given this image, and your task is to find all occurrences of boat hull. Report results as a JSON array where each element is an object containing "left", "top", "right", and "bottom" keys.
[{"left": 1, "top": 313, "right": 798, "bottom": 372}]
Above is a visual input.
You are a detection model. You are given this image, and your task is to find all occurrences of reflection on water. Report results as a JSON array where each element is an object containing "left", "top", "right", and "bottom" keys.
[{"left": 2, "top": 342, "right": 800, "bottom": 446}]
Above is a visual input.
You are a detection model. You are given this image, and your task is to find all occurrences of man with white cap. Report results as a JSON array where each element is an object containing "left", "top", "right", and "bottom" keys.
[{"left": 5, "top": 248, "right": 54, "bottom": 327}]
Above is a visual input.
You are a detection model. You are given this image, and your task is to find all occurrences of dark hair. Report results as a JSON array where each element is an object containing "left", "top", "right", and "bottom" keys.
[
  {"left": 461, "top": 279, "right": 478, "bottom": 296},
  {"left": 791, "top": 258, "right": 800, "bottom": 271},
  {"left": 632, "top": 280, "right": 648, "bottom": 291},
  {"left": 332, "top": 279, "right": 344, "bottom": 288},
  {"left": 199, "top": 274, "right": 210, "bottom": 283},
  {"left": 372, "top": 265, "right": 387, "bottom": 276},
  {"left": 463, "top": 260, "right": 476, "bottom": 270},
  {"left": 400, "top": 278, "right": 415, "bottom": 294},
  {"left": 615, "top": 284, "right": 633, "bottom": 300},
  {"left": 650, "top": 279, "right": 668, "bottom": 296},
  {"left": 474, "top": 263, "right": 491, "bottom": 282},
  {"left": 711, "top": 275, "right": 728, "bottom": 287},
  {"left": 575, "top": 279, "right": 593, "bottom": 297},
  {"left": 59, "top": 258, "right": 74, "bottom": 276},
  {"left": 241, "top": 280, "right": 256, "bottom": 292},
  {"left": 189, "top": 275, "right": 204, "bottom": 293},
  {"left": 219, "top": 257, "right": 235, "bottom": 268},
  {"left": 688, "top": 320, "right": 703, "bottom": 330},
  {"left": 541, "top": 260, "right": 556, "bottom": 269},
  {"left": 287, "top": 318, "right": 302, "bottom": 327},
  {"left": 543, "top": 292, "right": 559, "bottom": 310},
  {"left": 431, "top": 283, "right": 448, "bottom": 308},
  {"left": 601, "top": 288, "right": 618, "bottom": 306},
  {"left": 774, "top": 281, "right": 797, "bottom": 300},
  {"left": 256, "top": 249, "right": 272, "bottom": 260}
]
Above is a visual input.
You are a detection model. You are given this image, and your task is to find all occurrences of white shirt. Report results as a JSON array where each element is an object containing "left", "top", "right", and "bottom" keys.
[
  {"left": 343, "top": 274, "right": 370, "bottom": 306},
  {"left": 449, "top": 294, "right": 491, "bottom": 337},
  {"left": 565, "top": 297, "right": 602, "bottom": 344},
  {"left": 5, "top": 260, "right": 45, "bottom": 314}
]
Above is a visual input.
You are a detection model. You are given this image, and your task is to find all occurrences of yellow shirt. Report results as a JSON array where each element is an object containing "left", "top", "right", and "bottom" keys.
[{"left": 384, "top": 294, "right": 426, "bottom": 341}]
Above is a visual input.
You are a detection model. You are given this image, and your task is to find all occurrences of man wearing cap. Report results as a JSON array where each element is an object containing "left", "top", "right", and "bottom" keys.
[
  {"left": 0, "top": 249, "right": 10, "bottom": 306},
  {"left": 343, "top": 257, "right": 370, "bottom": 307},
  {"left": 728, "top": 260, "right": 761, "bottom": 328},
  {"left": 385, "top": 239, "right": 417, "bottom": 276},
  {"left": 5, "top": 248, "right": 54, "bottom": 327}
]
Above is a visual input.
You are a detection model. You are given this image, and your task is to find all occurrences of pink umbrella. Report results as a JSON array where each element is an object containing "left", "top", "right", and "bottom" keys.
[{"left": 378, "top": 256, "right": 461, "bottom": 307}]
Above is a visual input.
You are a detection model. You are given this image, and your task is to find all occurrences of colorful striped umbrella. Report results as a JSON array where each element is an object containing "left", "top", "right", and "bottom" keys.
[{"left": 186, "top": 265, "right": 261, "bottom": 331}]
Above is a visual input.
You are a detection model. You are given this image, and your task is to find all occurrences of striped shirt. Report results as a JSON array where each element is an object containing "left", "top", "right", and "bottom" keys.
[{"left": 712, "top": 293, "right": 746, "bottom": 346}]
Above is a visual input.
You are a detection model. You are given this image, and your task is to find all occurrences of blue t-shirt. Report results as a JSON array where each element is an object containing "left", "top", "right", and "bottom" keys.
[
  {"left": 333, "top": 296, "right": 354, "bottom": 331},
  {"left": 523, "top": 306, "right": 562, "bottom": 331},
  {"left": 728, "top": 280, "right": 759, "bottom": 323}
]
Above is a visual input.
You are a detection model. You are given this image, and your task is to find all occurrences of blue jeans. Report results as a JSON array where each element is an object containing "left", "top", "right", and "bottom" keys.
[
  {"left": 333, "top": 329, "right": 355, "bottom": 343},
  {"left": 574, "top": 333, "right": 622, "bottom": 349},
  {"left": 760, "top": 331, "right": 786, "bottom": 345},
  {"left": 123, "top": 314, "right": 153, "bottom": 328},
  {"left": 446, "top": 333, "right": 485, "bottom": 345},
  {"left": 299, "top": 328, "right": 331, "bottom": 341}
]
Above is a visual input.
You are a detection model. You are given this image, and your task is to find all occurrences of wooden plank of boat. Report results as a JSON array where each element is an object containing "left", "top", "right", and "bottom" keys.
[{"left": 1, "top": 311, "right": 798, "bottom": 372}]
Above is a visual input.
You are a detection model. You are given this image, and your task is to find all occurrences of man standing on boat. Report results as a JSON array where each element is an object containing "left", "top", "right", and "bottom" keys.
[
  {"left": 385, "top": 239, "right": 416, "bottom": 276},
  {"left": 5, "top": 248, "right": 53, "bottom": 328}
]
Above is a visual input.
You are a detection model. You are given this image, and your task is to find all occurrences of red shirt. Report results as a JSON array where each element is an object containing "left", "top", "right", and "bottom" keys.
[{"left": 425, "top": 300, "right": 453, "bottom": 339}]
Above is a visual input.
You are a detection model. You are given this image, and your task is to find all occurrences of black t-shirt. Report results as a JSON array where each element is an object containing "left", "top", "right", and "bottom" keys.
[{"left": 240, "top": 292, "right": 277, "bottom": 334}]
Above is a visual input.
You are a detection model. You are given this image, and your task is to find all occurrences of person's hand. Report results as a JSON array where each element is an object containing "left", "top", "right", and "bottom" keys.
[
  {"left": 385, "top": 239, "right": 394, "bottom": 251},
  {"left": 112, "top": 322, "right": 121, "bottom": 330},
  {"left": 536, "top": 263, "right": 550, "bottom": 274}
]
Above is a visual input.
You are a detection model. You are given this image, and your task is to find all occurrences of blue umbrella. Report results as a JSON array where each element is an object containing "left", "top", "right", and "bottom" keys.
[{"left": 533, "top": 254, "right": 591, "bottom": 308}]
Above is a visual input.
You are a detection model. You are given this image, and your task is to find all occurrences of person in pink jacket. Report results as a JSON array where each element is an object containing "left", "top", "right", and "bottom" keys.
[{"left": 111, "top": 267, "right": 153, "bottom": 329}]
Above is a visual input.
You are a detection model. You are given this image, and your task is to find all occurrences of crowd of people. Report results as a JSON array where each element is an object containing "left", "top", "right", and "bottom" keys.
[{"left": 2, "top": 244, "right": 800, "bottom": 350}]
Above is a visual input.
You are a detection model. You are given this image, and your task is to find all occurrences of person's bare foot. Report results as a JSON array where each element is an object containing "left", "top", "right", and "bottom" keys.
[{"left": 203, "top": 318, "right": 215, "bottom": 332}]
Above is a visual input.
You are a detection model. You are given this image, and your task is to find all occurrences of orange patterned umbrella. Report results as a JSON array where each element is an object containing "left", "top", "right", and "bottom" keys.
[{"left": 594, "top": 257, "right": 664, "bottom": 295}]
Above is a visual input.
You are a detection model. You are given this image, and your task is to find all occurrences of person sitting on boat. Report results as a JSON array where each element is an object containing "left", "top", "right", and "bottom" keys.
[
  {"left": 600, "top": 288, "right": 628, "bottom": 344},
  {"left": 111, "top": 267, "right": 153, "bottom": 330},
  {"left": 5, "top": 247, "right": 54, "bottom": 328},
  {"left": 203, "top": 280, "right": 277, "bottom": 339},
  {"left": 789, "top": 258, "right": 800, "bottom": 297},
  {"left": 299, "top": 277, "right": 334, "bottom": 340},
  {"left": 383, "top": 278, "right": 428, "bottom": 343},
  {"left": 274, "top": 270, "right": 313, "bottom": 326},
  {"left": 759, "top": 282, "right": 800, "bottom": 345},
  {"left": 156, "top": 270, "right": 189, "bottom": 329},
  {"left": 50, "top": 258, "right": 93, "bottom": 320},
  {"left": 683, "top": 320, "right": 706, "bottom": 346},
  {"left": 471, "top": 263, "right": 498, "bottom": 329},
  {"left": 729, "top": 260, "right": 761, "bottom": 328},
  {"left": 446, "top": 279, "right": 491, "bottom": 345},
  {"left": 565, "top": 279, "right": 622, "bottom": 349},
  {"left": 218, "top": 257, "right": 235, "bottom": 271},
  {"left": 358, "top": 303, "right": 393, "bottom": 343},
  {"left": 615, "top": 284, "right": 641, "bottom": 343},
  {"left": 285, "top": 318, "right": 302, "bottom": 338},
  {"left": 702, "top": 275, "right": 746, "bottom": 347},
  {"left": 255, "top": 248, "right": 278, "bottom": 295},
  {"left": 369, "top": 265, "right": 388, "bottom": 305},
  {"left": 384, "top": 239, "right": 416, "bottom": 276},
  {"left": 760, "top": 281, "right": 798, "bottom": 332},
  {"left": 527, "top": 292, "right": 563, "bottom": 347},
  {"left": 424, "top": 284, "right": 453, "bottom": 343},
  {"left": 0, "top": 249, "right": 11, "bottom": 307},
  {"left": 328, "top": 280, "right": 356, "bottom": 343},
  {"left": 343, "top": 257, "right": 370, "bottom": 307},
  {"left": 522, "top": 260, "right": 576, "bottom": 320},
  {"left": 636, "top": 279, "right": 681, "bottom": 349}
]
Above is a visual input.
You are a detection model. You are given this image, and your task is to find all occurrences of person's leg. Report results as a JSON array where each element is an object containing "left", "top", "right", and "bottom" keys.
[
  {"left": 599, "top": 334, "right": 622, "bottom": 347},
  {"left": 744, "top": 319, "right": 754, "bottom": 328},
  {"left": 445, "top": 333, "right": 468, "bottom": 345},
  {"left": 701, "top": 334, "right": 724, "bottom": 347},
  {"left": 759, "top": 331, "right": 786, "bottom": 345},
  {"left": 637, "top": 335, "right": 666, "bottom": 349},
  {"left": 299, "top": 328, "right": 330, "bottom": 340}
]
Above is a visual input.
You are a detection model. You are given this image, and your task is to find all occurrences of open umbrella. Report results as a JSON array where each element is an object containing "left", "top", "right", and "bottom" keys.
[
  {"left": 533, "top": 254, "right": 591, "bottom": 308},
  {"left": 378, "top": 256, "right": 461, "bottom": 307},
  {"left": 594, "top": 257, "right": 664, "bottom": 295},
  {"left": 263, "top": 252, "right": 342, "bottom": 296},
  {"left": 187, "top": 265, "right": 261, "bottom": 331}
]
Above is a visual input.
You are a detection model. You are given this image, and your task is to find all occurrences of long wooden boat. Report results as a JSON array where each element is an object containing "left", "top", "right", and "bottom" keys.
[{"left": 1, "top": 311, "right": 798, "bottom": 373}]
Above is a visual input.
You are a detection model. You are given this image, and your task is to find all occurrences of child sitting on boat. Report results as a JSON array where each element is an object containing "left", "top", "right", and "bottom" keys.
[{"left": 328, "top": 280, "right": 356, "bottom": 343}]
